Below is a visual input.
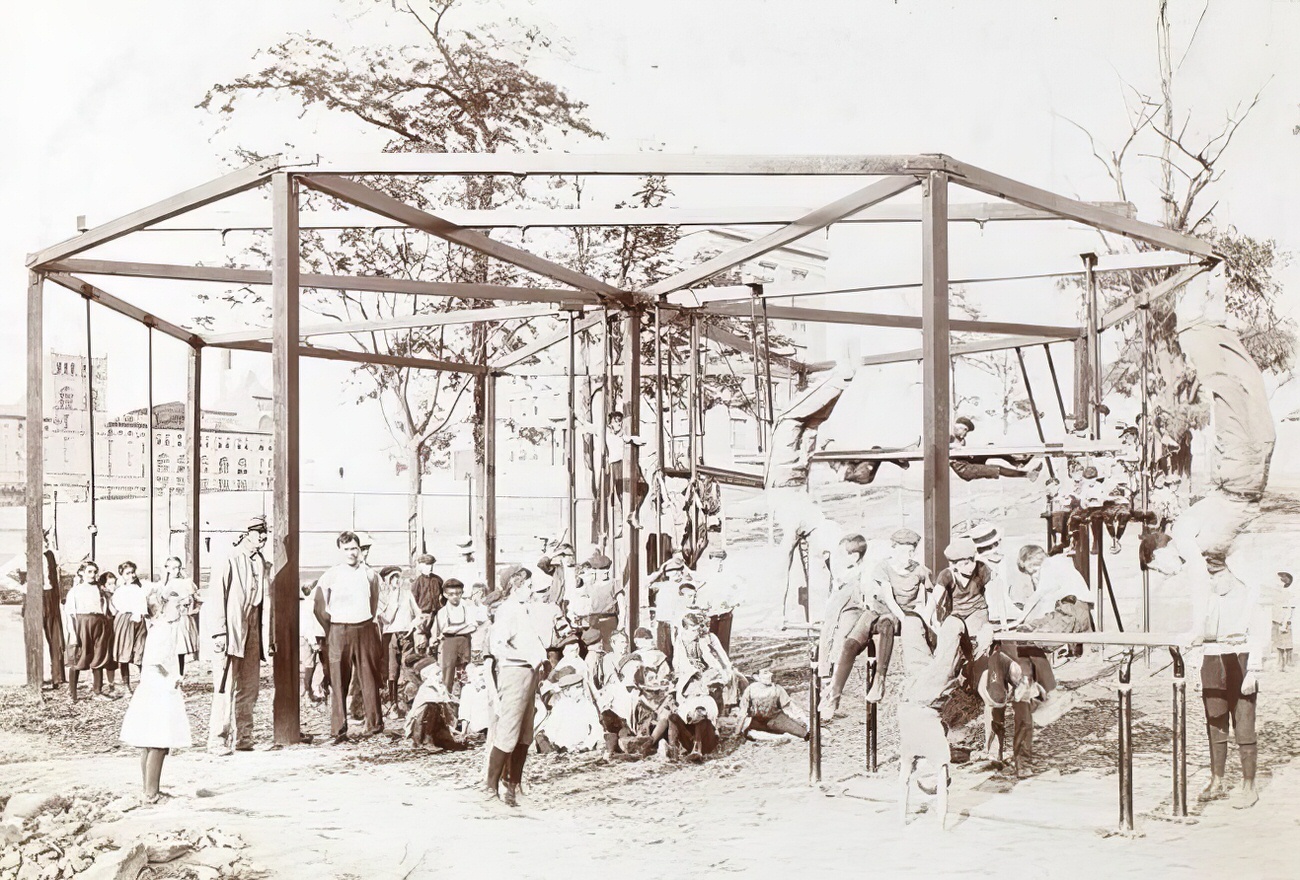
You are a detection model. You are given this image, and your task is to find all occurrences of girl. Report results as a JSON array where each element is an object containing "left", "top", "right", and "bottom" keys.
[
  {"left": 535, "top": 636, "right": 603, "bottom": 753},
  {"left": 161, "top": 556, "right": 199, "bottom": 673},
  {"left": 110, "top": 562, "right": 150, "bottom": 693},
  {"left": 96, "top": 570, "right": 122, "bottom": 694},
  {"left": 64, "top": 562, "right": 113, "bottom": 702},
  {"left": 120, "top": 587, "right": 192, "bottom": 803}
]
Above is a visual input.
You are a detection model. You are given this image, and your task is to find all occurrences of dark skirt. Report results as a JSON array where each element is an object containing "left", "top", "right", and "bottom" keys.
[
  {"left": 68, "top": 614, "right": 113, "bottom": 671},
  {"left": 113, "top": 613, "right": 147, "bottom": 665}
]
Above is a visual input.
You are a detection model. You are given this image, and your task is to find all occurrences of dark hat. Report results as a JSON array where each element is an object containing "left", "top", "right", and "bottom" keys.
[
  {"left": 955, "top": 416, "right": 975, "bottom": 431},
  {"left": 1082, "top": 466, "right": 1099, "bottom": 479},
  {"left": 245, "top": 515, "right": 268, "bottom": 533},
  {"left": 443, "top": 578, "right": 465, "bottom": 592},
  {"left": 634, "top": 627, "right": 653, "bottom": 640},
  {"left": 416, "top": 553, "right": 435, "bottom": 565},
  {"left": 378, "top": 565, "right": 403, "bottom": 581},
  {"left": 587, "top": 551, "right": 613, "bottom": 570},
  {"left": 890, "top": 527, "right": 921, "bottom": 546}
]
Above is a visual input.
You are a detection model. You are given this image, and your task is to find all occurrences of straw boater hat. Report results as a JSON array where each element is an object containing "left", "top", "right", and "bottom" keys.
[
  {"left": 456, "top": 535, "right": 474, "bottom": 549},
  {"left": 968, "top": 522, "right": 1000, "bottom": 552}
]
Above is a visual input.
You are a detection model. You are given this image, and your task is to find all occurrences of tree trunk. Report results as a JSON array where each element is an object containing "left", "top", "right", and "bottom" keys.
[
  {"left": 406, "top": 440, "right": 423, "bottom": 560},
  {"left": 1158, "top": 0, "right": 1176, "bottom": 230}
]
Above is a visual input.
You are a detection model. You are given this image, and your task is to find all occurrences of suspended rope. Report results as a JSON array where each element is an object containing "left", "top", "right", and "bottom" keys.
[{"left": 1015, "top": 347, "right": 1055, "bottom": 480}]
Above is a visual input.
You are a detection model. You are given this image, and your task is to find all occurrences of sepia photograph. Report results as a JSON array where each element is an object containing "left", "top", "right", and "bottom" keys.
[{"left": 1, "top": 1, "right": 1299, "bottom": 877}]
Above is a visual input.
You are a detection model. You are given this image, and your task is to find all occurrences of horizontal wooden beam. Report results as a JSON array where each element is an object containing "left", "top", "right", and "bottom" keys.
[
  {"left": 812, "top": 441, "right": 1124, "bottom": 462},
  {"left": 662, "top": 464, "right": 765, "bottom": 489},
  {"left": 1098, "top": 264, "right": 1210, "bottom": 331},
  {"left": 298, "top": 175, "right": 631, "bottom": 306},
  {"left": 27, "top": 158, "right": 282, "bottom": 268},
  {"left": 492, "top": 313, "right": 605, "bottom": 371},
  {"left": 46, "top": 274, "right": 203, "bottom": 345},
  {"left": 949, "top": 159, "right": 1219, "bottom": 258},
  {"left": 300, "top": 153, "right": 960, "bottom": 177},
  {"left": 858, "top": 333, "right": 1074, "bottom": 367},
  {"left": 210, "top": 338, "right": 486, "bottom": 374},
  {"left": 205, "top": 303, "right": 564, "bottom": 346},
  {"left": 699, "top": 321, "right": 830, "bottom": 374},
  {"left": 48, "top": 258, "right": 600, "bottom": 305},
  {"left": 140, "top": 200, "right": 1138, "bottom": 232},
  {"left": 643, "top": 176, "right": 918, "bottom": 297},
  {"left": 703, "top": 302, "right": 1080, "bottom": 338}
]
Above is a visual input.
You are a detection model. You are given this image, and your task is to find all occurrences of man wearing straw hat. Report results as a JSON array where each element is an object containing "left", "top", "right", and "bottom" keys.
[{"left": 206, "top": 515, "right": 271, "bottom": 756}]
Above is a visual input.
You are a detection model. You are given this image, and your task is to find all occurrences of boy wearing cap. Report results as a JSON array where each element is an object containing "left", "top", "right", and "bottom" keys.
[
  {"left": 432, "top": 579, "right": 477, "bottom": 694},
  {"left": 377, "top": 565, "right": 421, "bottom": 712},
  {"left": 737, "top": 666, "right": 808, "bottom": 741},
  {"left": 581, "top": 551, "right": 622, "bottom": 651},
  {"left": 932, "top": 536, "right": 995, "bottom": 684},
  {"left": 537, "top": 541, "right": 577, "bottom": 608},
  {"left": 411, "top": 554, "right": 443, "bottom": 622},
  {"left": 869, "top": 528, "right": 935, "bottom": 672},
  {"left": 950, "top": 417, "right": 1044, "bottom": 482},
  {"left": 205, "top": 514, "right": 271, "bottom": 755},
  {"left": 820, "top": 534, "right": 898, "bottom": 718}
]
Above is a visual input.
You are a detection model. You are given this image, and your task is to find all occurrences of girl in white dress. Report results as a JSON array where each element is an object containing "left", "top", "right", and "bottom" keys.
[
  {"left": 536, "top": 638, "right": 603, "bottom": 752},
  {"left": 120, "top": 586, "right": 193, "bottom": 803}
]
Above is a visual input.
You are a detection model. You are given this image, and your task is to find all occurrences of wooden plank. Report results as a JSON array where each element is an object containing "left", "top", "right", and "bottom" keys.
[
  {"left": 949, "top": 158, "right": 1219, "bottom": 258},
  {"left": 270, "top": 173, "right": 301, "bottom": 745},
  {"left": 622, "top": 308, "right": 642, "bottom": 635},
  {"left": 483, "top": 374, "right": 497, "bottom": 593},
  {"left": 1098, "top": 264, "right": 1209, "bottom": 331},
  {"left": 491, "top": 313, "right": 605, "bottom": 371},
  {"left": 27, "top": 158, "right": 280, "bottom": 268},
  {"left": 642, "top": 176, "right": 918, "bottom": 297},
  {"left": 302, "top": 153, "right": 959, "bottom": 177},
  {"left": 45, "top": 274, "right": 202, "bottom": 345},
  {"left": 48, "top": 258, "right": 598, "bottom": 305},
  {"left": 205, "top": 302, "right": 562, "bottom": 346},
  {"left": 858, "top": 333, "right": 1077, "bottom": 367},
  {"left": 143, "top": 200, "right": 1139, "bottom": 232},
  {"left": 25, "top": 272, "right": 45, "bottom": 689},
  {"left": 299, "top": 175, "right": 630, "bottom": 306},
  {"left": 703, "top": 302, "right": 1080, "bottom": 338},
  {"left": 921, "top": 172, "right": 951, "bottom": 576},
  {"left": 812, "top": 442, "right": 1125, "bottom": 462},
  {"left": 184, "top": 345, "right": 202, "bottom": 584}
]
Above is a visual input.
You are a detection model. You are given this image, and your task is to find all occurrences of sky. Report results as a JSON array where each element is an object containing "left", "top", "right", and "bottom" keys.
[{"left": 2, "top": 0, "right": 1298, "bottom": 472}]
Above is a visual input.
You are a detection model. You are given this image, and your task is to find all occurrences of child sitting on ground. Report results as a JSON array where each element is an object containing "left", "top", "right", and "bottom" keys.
[
  {"left": 737, "top": 666, "right": 808, "bottom": 741},
  {"left": 404, "top": 657, "right": 468, "bottom": 751},
  {"left": 457, "top": 658, "right": 494, "bottom": 739},
  {"left": 670, "top": 671, "right": 722, "bottom": 763},
  {"left": 630, "top": 626, "right": 671, "bottom": 681},
  {"left": 120, "top": 586, "right": 192, "bottom": 803},
  {"left": 535, "top": 635, "right": 603, "bottom": 753}
]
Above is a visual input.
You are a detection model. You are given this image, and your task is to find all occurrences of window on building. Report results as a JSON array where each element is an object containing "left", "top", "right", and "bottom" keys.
[
  {"left": 157, "top": 453, "right": 170, "bottom": 473},
  {"left": 237, "top": 458, "right": 247, "bottom": 475},
  {"left": 219, "top": 478, "right": 229, "bottom": 490},
  {"left": 177, "top": 455, "right": 186, "bottom": 469},
  {"left": 201, "top": 455, "right": 209, "bottom": 473},
  {"left": 791, "top": 268, "right": 808, "bottom": 282},
  {"left": 237, "top": 480, "right": 247, "bottom": 490},
  {"left": 219, "top": 457, "right": 229, "bottom": 475}
]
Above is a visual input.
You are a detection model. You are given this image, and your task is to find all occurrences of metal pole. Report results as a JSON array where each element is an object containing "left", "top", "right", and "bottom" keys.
[
  {"left": 653, "top": 306, "right": 665, "bottom": 568},
  {"left": 1015, "top": 347, "right": 1055, "bottom": 480},
  {"left": 1042, "top": 343, "right": 1069, "bottom": 426},
  {"left": 567, "top": 311, "right": 578, "bottom": 546},
  {"left": 1083, "top": 254, "right": 1102, "bottom": 440},
  {"left": 1140, "top": 305, "right": 1152, "bottom": 637},
  {"left": 84, "top": 296, "right": 97, "bottom": 559},
  {"left": 688, "top": 315, "right": 700, "bottom": 485},
  {"left": 809, "top": 638, "right": 822, "bottom": 785},
  {"left": 762, "top": 297, "right": 775, "bottom": 450},
  {"left": 1096, "top": 519, "right": 1126, "bottom": 632},
  {"left": 749, "top": 290, "right": 764, "bottom": 452},
  {"left": 1170, "top": 646, "right": 1188, "bottom": 817},
  {"left": 622, "top": 307, "right": 642, "bottom": 637},
  {"left": 1117, "top": 651, "right": 1135, "bottom": 832},
  {"left": 865, "top": 649, "right": 879, "bottom": 773},
  {"left": 147, "top": 326, "right": 155, "bottom": 580}
]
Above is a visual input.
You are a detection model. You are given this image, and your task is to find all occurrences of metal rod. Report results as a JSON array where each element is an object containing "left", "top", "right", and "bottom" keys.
[
  {"left": 1170, "top": 646, "right": 1188, "bottom": 817},
  {"left": 1140, "top": 306, "right": 1152, "bottom": 637},
  {"left": 84, "top": 295, "right": 97, "bottom": 559},
  {"left": 809, "top": 638, "right": 822, "bottom": 785},
  {"left": 688, "top": 315, "right": 700, "bottom": 486},
  {"left": 1015, "top": 347, "right": 1055, "bottom": 480},
  {"left": 1042, "top": 343, "right": 1070, "bottom": 427},
  {"left": 865, "top": 651, "right": 879, "bottom": 773},
  {"left": 1118, "top": 651, "right": 1135, "bottom": 832},
  {"left": 147, "top": 326, "right": 155, "bottom": 579},
  {"left": 1095, "top": 518, "right": 1126, "bottom": 632}
]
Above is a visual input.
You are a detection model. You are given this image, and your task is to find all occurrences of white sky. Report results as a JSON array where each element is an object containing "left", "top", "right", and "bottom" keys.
[{"left": 2, "top": 0, "right": 1298, "bottom": 462}]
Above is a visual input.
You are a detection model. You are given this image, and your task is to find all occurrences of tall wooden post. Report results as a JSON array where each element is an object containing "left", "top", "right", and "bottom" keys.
[
  {"left": 25, "top": 271, "right": 46, "bottom": 689},
  {"left": 921, "top": 172, "right": 951, "bottom": 575},
  {"left": 84, "top": 296, "right": 97, "bottom": 559},
  {"left": 146, "top": 326, "right": 156, "bottom": 579},
  {"left": 622, "top": 308, "right": 642, "bottom": 635},
  {"left": 483, "top": 372, "right": 497, "bottom": 591},
  {"left": 270, "top": 172, "right": 301, "bottom": 745},
  {"left": 566, "top": 311, "right": 578, "bottom": 546},
  {"left": 1083, "top": 253, "right": 1101, "bottom": 439},
  {"left": 184, "top": 344, "right": 203, "bottom": 583}
]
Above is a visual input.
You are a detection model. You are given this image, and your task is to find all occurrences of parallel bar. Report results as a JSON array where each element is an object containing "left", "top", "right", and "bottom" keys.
[
  {"left": 1098, "top": 264, "right": 1209, "bottom": 331},
  {"left": 45, "top": 274, "right": 201, "bottom": 346},
  {"left": 623, "top": 308, "right": 642, "bottom": 635},
  {"left": 270, "top": 172, "right": 301, "bottom": 745},
  {"left": 184, "top": 345, "right": 202, "bottom": 584},
  {"left": 643, "top": 176, "right": 918, "bottom": 297},
  {"left": 49, "top": 258, "right": 597, "bottom": 306},
  {"left": 566, "top": 312, "right": 578, "bottom": 549},
  {"left": 858, "top": 333, "right": 1075, "bottom": 367},
  {"left": 303, "top": 153, "right": 959, "bottom": 177},
  {"left": 299, "top": 175, "right": 629, "bottom": 305},
  {"left": 492, "top": 314, "right": 604, "bottom": 371},
  {"left": 949, "top": 158, "right": 1219, "bottom": 258},
  {"left": 812, "top": 441, "right": 1124, "bottom": 463},
  {"left": 26, "top": 157, "right": 280, "bottom": 267},
  {"left": 145, "top": 200, "right": 1140, "bottom": 232},
  {"left": 205, "top": 302, "right": 562, "bottom": 346},
  {"left": 705, "top": 301, "right": 1080, "bottom": 338},
  {"left": 921, "top": 171, "right": 951, "bottom": 576},
  {"left": 25, "top": 272, "right": 45, "bottom": 689}
]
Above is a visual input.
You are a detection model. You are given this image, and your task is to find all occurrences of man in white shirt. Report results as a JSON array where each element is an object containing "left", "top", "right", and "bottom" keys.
[{"left": 314, "top": 530, "right": 382, "bottom": 743}]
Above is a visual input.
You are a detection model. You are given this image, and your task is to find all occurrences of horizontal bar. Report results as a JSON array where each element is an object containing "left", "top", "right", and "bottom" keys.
[
  {"left": 205, "top": 303, "right": 562, "bottom": 346},
  {"left": 700, "top": 321, "right": 830, "bottom": 374},
  {"left": 299, "top": 153, "right": 961, "bottom": 177},
  {"left": 662, "top": 463, "right": 765, "bottom": 489},
  {"left": 28, "top": 158, "right": 282, "bottom": 268},
  {"left": 704, "top": 302, "right": 1080, "bottom": 338},
  {"left": 46, "top": 274, "right": 203, "bottom": 345},
  {"left": 859, "top": 333, "right": 1074, "bottom": 366},
  {"left": 299, "top": 175, "right": 630, "bottom": 306},
  {"left": 949, "top": 158, "right": 1219, "bottom": 258},
  {"left": 208, "top": 338, "right": 486, "bottom": 374},
  {"left": 1099, "top": 264, "right": 1210, "bottom": 331},
  {"left": 813, "top": 441, "right": 1125, "bottom": 462},
  {"left": 492, "top": 313, "right": 606, "bottom": 371},
  {"left": 141, "top": 200, "right": 1139, "bottom": 232},
  {"left": 47, "top": 258, "right": 599, "bottom": 305},
  {"left": 993, "top": 631, "right": 1188, "bottom": 648}
]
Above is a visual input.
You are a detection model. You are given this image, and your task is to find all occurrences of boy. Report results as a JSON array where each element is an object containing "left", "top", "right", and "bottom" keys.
[
  {"left": 975, "top": 643, "right": 1044, "bottom": 776},
  {"left": 378, "top": 565, "right": 421, "bottom": 713},
  {"left": 820, "top": 533, "right": 896, "bottom": 718},
  {"left": 432, "top": 579, "right": 477, "bottom": 695},
  {"left": 300, "top": 579, "right": 329, "bottom": 703},
  {"left": 1272, "top": 571, "right": 1294, "bottom": 672},
  {"left": 868, "top": 527, "right": 934, "bottom": 673},
  {"left": 737, "top": 666, "right": 808, "bottom": 741},
  {"left": 411, "top": 554, "right": 443, "bottom": 636}
]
